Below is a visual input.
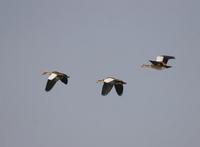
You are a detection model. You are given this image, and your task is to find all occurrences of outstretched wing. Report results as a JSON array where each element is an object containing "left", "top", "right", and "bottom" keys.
[
  {"left": 45, "top": 78, "right": 58, "bottom": 91},
  {"left": 161, "top": 55, "right": 175, "bottom": 64},
  {"left": 114, "top": 84, "right": 123, "bottom": 96},
  {"left": 102, "top": 83, "right": 113, "bottom": 96}
]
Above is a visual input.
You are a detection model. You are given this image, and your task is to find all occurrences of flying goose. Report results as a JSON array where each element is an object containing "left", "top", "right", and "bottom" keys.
[
  {"left": 97, "top": 77, "right": 126, "bottom": 96},
  {"left": 141, "top": 55, "right": 175, "bottom": 70},
  {"left": 42, "top": 71, "right": 69, "bottom": 91}
]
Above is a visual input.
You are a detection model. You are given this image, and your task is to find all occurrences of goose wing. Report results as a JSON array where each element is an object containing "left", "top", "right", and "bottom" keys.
[
  {"left": 45, "top": 78, "right": 59, "bottom": 91},
  {"left": 161, "top": 55, "right": 175, "bottom": 64},
  {"left": 114, "top": 84, "right": 123, "bottom": 96},
  {"left": 102, "top": 83, "right": 113, "bottom": 96},
  {"left": 149, "top": 60, "right": 161, "bottom": 65},
  {"left": 60, "top": 74, "right": 69, "bottom": 84}
]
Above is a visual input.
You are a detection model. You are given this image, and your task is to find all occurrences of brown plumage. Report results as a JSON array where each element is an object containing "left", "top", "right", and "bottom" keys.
[
  {"left": 42, "top": 71, "right": 69, "bottom": 91},
  {"left": 141, "top": 55, "right": 175, "bottom": 70},
  {"left": 97, "top": 77, "right": 126, "bottom": 96}
]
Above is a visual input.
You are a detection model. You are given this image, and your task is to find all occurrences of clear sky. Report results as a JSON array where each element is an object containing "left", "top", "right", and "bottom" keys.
[{"left": 1, "top": 0, "right": 200, "bottom": 147}]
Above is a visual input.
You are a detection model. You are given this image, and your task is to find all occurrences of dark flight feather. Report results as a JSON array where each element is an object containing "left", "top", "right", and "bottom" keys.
[
  {"left": 60, "top": 74, "right": 69, "bottom": 84},
  {"left": 161, "top": 55, "right": 175, "bottom": 64},
  {"left": 114, "top": 84, "right": 123, "bottom": 96},
  {"left": 102, "top": 83, "right": 113, "bottom": 96},
  {"left": 45, "top": 78, "right": 58, "bottom": 91}
]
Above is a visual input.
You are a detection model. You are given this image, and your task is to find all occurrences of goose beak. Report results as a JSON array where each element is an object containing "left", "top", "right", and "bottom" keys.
[{"left": 96, "top": 80, "right": 103, "bottom": 83}]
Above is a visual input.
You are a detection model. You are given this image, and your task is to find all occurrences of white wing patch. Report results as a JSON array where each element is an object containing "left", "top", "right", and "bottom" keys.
[
  {"left": 104, "top": 77, "right": 114, "bottom": 83},
  {"left": 156, "top": 56, "right": 164, "bottom": 62},
  {"left": 48, "top": 73, "right": 57, "bottom": 80}
]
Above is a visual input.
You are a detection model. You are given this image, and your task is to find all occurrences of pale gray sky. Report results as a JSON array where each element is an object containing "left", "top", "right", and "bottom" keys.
[{"left": 1, "top": 0, "right": 200, "bottom": 147}]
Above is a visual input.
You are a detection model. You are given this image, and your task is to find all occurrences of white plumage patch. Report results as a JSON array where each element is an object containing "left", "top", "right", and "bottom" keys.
[
  {"left": 48, "top": 73, "right": 57, "bottom": 80},
  {"left": 156, "top": 56, "right": 164, "bottom": 62},
  {"left": 104, "top": 77, "right": 114, "bottom": 83}
]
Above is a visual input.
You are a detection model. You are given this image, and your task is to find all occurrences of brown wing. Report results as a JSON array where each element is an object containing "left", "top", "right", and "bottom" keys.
[
  {"left": 114, "top": 84, "right": 123, "bottom": 96},
  {"left": 45, "top": 78, "right": 58, "bottom": 91},
  {"left": 102, "top": 83, "right": 113, "bottom": 96}
]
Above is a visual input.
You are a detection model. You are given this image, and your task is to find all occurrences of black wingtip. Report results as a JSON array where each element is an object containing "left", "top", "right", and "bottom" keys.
[
  {"left": 45, "top": 86, "right": 52, "bottom": 92},
  {"left": 165, "top": 65, "right": 172, "bottom": 68},
  {"left": 45, "top": 88, "right": 50, "bottom": 92},
  {"left": 101, "top": 93, "right": 108, "bottom": 96}
]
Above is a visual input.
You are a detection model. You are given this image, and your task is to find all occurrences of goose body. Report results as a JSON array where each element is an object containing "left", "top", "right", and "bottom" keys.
[
  {"left": 42, "top": 71, "right": 69, "bottom": 91},
  {"left": 97, "top": 77, "right": 126, "bottom": 96},
  {"left": 142, "top": 55, "right": 175, "bottom": 70}
]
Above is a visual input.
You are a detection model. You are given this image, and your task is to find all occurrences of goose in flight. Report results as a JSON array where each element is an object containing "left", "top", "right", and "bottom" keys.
[
  {"left": 141, "top": 55, "right": 175, "bottom": 70},
  {"left": 97, "top": 77, "right": 126, "bottom": 96},
  {"left": 42, "top": 71, "right": 69, "bottom": 91}
]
